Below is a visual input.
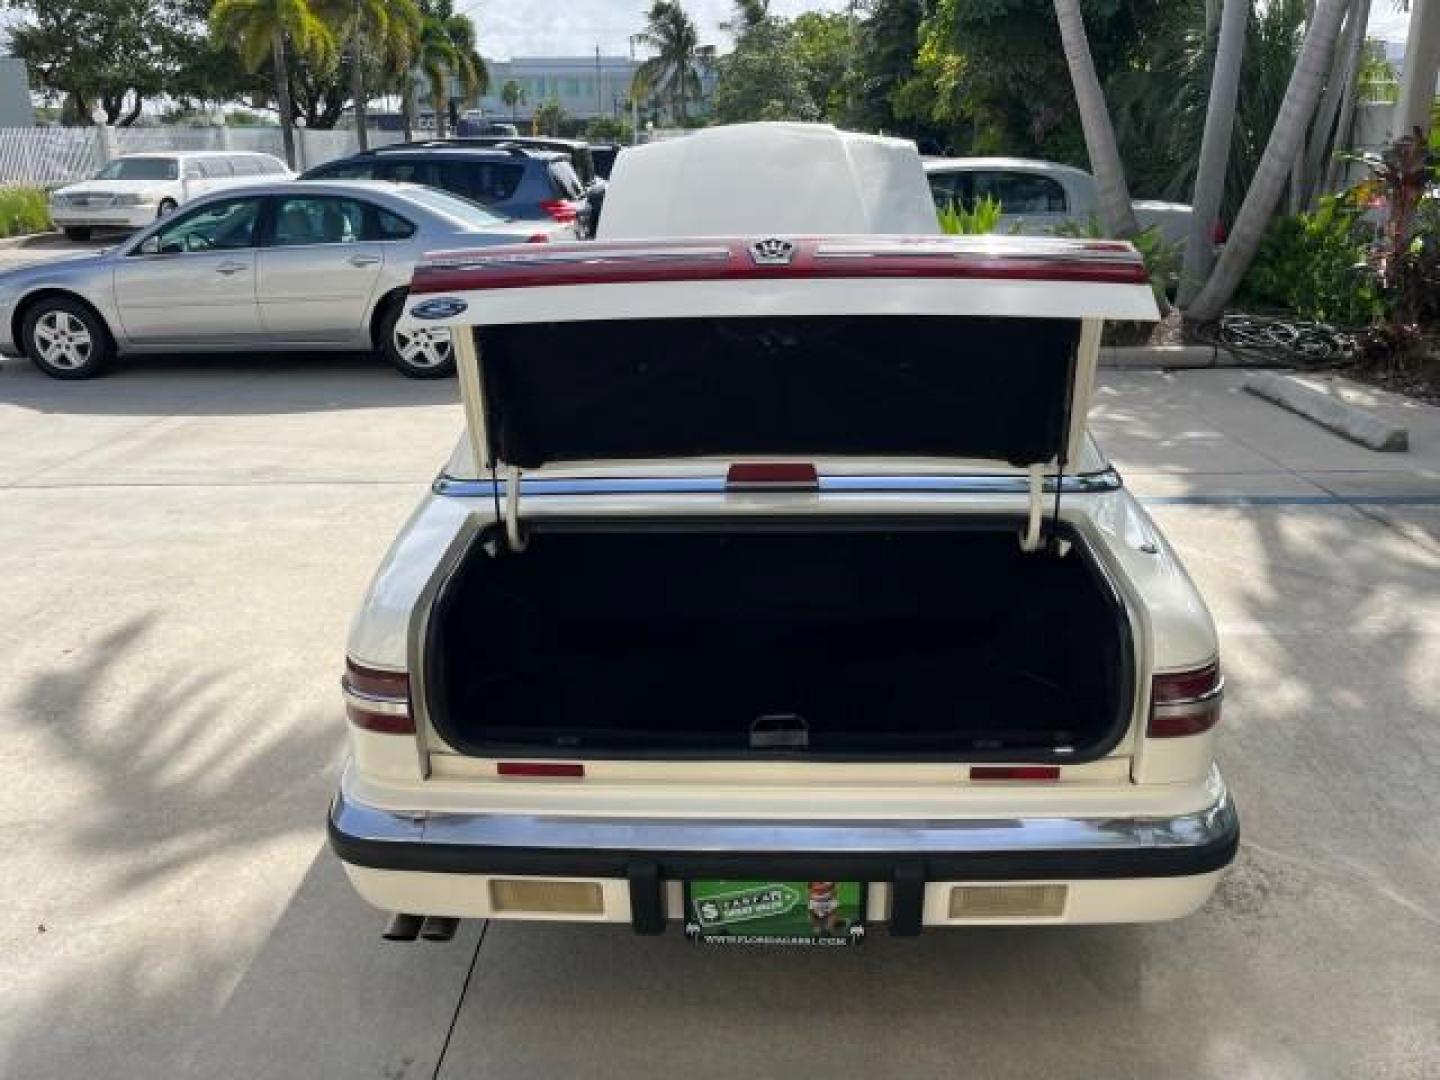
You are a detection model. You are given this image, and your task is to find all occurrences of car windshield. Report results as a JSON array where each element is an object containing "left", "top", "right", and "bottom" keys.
[
  {"left": 94, "top": 158, "right": 178, "bottom": 181},
  {"left": 402, "top": 186, "right": 507, "bottom": 226}
]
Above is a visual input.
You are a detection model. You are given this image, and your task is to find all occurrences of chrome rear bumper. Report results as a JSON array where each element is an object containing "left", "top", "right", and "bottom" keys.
[{"left": 329, "top": 770, "right": 1238, "bottom": 934}]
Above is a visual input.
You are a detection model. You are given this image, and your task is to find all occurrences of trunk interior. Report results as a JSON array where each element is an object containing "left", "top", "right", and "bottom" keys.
[{"left": 427, "top": 521, "right": 1133, "bottom": 761}]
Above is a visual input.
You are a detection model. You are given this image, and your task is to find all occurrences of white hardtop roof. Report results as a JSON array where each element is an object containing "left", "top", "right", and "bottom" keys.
[{"left": 597, "top": 123, "right": 941, "bottom": 239}]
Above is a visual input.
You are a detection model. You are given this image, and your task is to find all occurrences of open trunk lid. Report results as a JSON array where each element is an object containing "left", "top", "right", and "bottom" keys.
[{"left": 405, "top": 234, "right": 1157, "bottom": 480}]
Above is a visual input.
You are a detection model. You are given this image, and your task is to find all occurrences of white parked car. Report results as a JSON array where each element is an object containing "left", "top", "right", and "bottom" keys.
[
  {"left": 49, "top": 151, "right": 292, "bottom": 240},
  {"left": 925, "top": 157, "right": 1194, "bottom": 246},
  {"left": 328, "top": 125, "right": 1236, "bottom": 944}
]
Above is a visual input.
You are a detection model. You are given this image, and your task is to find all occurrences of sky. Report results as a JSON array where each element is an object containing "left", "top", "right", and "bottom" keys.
[
  {"left": 471, "top": 0, "right": 1417, "bottom": 62},
  {"left": 471, "top": 0, "right": 850, "bottom": 61}
]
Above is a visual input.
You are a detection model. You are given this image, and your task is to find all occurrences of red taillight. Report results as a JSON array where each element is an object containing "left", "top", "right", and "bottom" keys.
[
  {"left": 1210, "top": 220, "right": 1227, "bottom": 244},
  {"left": 725, "top": 462, "right": 820, "bottom": 491},
  {"left": 342, "top": 659, "right": 414, "bottom": 735},
  {"left": 538, "top": 198, "right": 577, "bottom": 224},
  {"left": 1147, "top": 661, "right": 1223, "bottom": 738},
  {"left": 969, "top": 766, "right": 1061, "bottom": 781},
  {"left": 496, "top": 761, "right": 585, "bottom": 779},
  {"left": 525, "top": 232, "right": 551, "bottom": 244}
]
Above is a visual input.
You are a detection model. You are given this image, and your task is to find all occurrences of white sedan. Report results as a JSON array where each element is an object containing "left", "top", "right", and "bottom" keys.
[
  {"left": 925, "top": 156, "right": 1193, "bottom": 245},
  {"left": 49, "top": 151, "right": 292, "bottom": 240}
]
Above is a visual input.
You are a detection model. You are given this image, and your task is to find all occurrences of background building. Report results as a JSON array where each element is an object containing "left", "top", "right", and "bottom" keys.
[
  {"left": 0, "top": 58, "right": 37, "bottom": 127},
  {"left": 477, "top": 56, "right": 638, "bottom": 123}
]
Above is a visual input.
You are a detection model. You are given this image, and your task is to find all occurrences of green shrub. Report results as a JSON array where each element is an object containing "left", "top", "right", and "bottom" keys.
[
  {"left": 1238, "top": 195, "right": 1383, "bottom": 326},
  {"left": 937, "top": 194, "right": 1003, "bottom": 235},
  {"left": 0, "top": 186, "right": 51, "bottom": 238}
]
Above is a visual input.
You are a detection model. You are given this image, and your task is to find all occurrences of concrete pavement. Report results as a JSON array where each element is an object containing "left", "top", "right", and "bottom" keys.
[{"left": 0, "top": 356, "right": 1437, "bottom": 1079}]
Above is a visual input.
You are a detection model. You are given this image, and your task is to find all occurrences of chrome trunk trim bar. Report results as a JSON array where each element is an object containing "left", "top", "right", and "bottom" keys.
[{"left": 431, "top": 469, "right": 1124, "bottom": 499}]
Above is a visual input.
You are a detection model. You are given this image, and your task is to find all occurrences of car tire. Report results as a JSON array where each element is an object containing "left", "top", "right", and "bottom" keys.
[
  {"left": 63, "top": 226, "right": 92, "bottom": 241},
  {"left": 377, "top": 297, "right": 455, "bottom": 379},
  {"left": 157, "top": 198, "right": 178, "bottom": 218},
  {"left": 21, "top": 296, "right": 115, "bottom": 380}
]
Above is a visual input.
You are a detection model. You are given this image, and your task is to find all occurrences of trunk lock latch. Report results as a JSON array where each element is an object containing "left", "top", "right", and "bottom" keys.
[{"left": 750, "top": 713, "right": 809, "bottom": 750}]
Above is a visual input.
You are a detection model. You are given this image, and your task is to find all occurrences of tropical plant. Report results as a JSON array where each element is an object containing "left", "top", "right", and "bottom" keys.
[
  {"left": 632, "top": 0, "right": 712, "bottom": 124},
  {"left": 1052, "top": 0, "right": 1138, "bottom": 237},
  {"left": 531, "top": 99, "right": 565, "bottom": 136},
  {"left": 712, "top": 13, "right": 817, "bottom": 122},
  {"left": 415, "top": 0, "right": 487, "bottom": 137},
  {"left": 335, "top": 0, "right": 422, "bottom": 150},
  {"left": 1186, "top": 0, "right": 1349, "bottom": 323},
  {"left": 1237, "top": 193, "right": 1382, "bottom": 325},
  {"left": 937, "top": 194, "right": 1003, "bottom": 234},
  {"left": 0, "top": 186, "right": 52, "bottom": 237},
  {"left": 501, "top": 79, "right": 524, "bottom": 121},
  {"left": 1346, "top": 130, "right": 1440, "bottom": 357},
  {"left": 211, "top": 0, "right": 338, "bottom": 167}
]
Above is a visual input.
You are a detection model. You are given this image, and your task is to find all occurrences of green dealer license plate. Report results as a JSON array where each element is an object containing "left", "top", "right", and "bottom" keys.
[{"left": 684, "top": 880, "right": 867, "bottom": 946}]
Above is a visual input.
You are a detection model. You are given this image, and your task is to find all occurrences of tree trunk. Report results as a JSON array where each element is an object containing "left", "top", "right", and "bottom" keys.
[
  {"left": 1393, "top": 0, "right": 1440, "bottom": 143},
  {"left": 1179, "top": 0, "right": 1248, "bottom": 309},
  {"left": 401, "top": 74, "right": 416, "bottom": 140},
  {"left": 120, "top": 90, "right": 144, "bottom": 127},
  {"left": 1052, "top": 0, "right": 1139, "bottom": 237},
  {"left": 351, "top": 17, "right": 369, "bottom": 151},
  {"left": 1187, "top": 0, "right": 1350, "bottom": 323},
  {"left": 273, "top": 30, "right": 298, "bottom": 169},
  {"left": 435, "top": 80, "right": 449, "bottom": 137},
  {"left": 1324, "top": 0, "right": 1372, "bottom": 192},
  {"left": 1302, "top": 0, "right": 1365, "bottom": 207}
]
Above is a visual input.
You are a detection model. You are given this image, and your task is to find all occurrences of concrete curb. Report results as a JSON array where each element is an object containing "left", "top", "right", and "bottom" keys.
[
  {"left": 1245, "top": 371, "right": 1409, "bottom": 452},
  {"left": 1099, "top": 344, "right": 1251, "bottom": 369},
  {"left": 0, "top": 231, "right": 58, "bottom": 250}
]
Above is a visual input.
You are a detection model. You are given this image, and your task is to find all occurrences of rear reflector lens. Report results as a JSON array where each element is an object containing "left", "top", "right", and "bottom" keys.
[
  {"left": 1148, "top": 661, "right": 1224, "bottom": 738},
  {"left": 969, "top": 766, "right": 1061, "bottom": 781},
  {"left": 489, "top": 879, "right": 604, "bottom": 915},
  {"left": 949, "top": 884, "right": 1067, "bottom": 918},
  {"left": 497, "top": 761, "right": 585, "bottom": 779},
  {"left": 725, "top": 462, "right": 820, "bottom": 490},
  {"left": 538, "top": 198, "right": 577, "bottom": 224},
  {"left": 525, "top": 232, "right": 551, "bottom": 244},
  {"left": 342, "top": 659, "right": 414, "bottom": 735}
]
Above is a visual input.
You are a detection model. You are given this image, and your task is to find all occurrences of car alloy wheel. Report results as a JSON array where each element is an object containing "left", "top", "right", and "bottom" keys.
[
  {"left": 393, "top": 324, "right": 453, "bottom": 372},
  {"left": 31, "top": 309, "right": 94, "bottom": 372},
  {"left": 157, "top": 199, "right": 178, "bottom": 217}
]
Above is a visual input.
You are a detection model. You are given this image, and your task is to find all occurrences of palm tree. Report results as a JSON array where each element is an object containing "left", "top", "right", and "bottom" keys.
[
  {"left": 1178, "top": 0, "right": 1249, "bottom": 308},
  {"left": 416, "top": 13, "right": 457, "bottom": 136},
  {"left": 336, "top": 0, "right": 421, "bottom": 151},
  {"left": 416, "top": 0, "right": 487, "bottom": 137},
  {"left": 211, "top": 0, "right": 337, "bottom": 168},
  {"left": 632, "top": 0, "right": 711, "bottom": 124},
  {"left": 1052, "top": 0, "right": 1138, "bottom": 237},
  {"left": 441, "top": 10, "right": 488, "bottom": 131},
  {"left": 501, "top": 79, "right": 524, "bottom": 122},
  {"left": 1187, "top": 0, "right": 1349, "bottom": 322}
]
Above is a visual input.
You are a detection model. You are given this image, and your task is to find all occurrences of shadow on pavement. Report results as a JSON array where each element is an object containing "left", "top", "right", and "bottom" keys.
[{"left": 0, "top": 353, "right": 457, "bottom": 418}]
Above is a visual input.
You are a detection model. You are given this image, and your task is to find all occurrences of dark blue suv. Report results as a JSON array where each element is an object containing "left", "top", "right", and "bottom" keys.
[{"left": 300, "top": 142, "right": 587, "bottom": 232}]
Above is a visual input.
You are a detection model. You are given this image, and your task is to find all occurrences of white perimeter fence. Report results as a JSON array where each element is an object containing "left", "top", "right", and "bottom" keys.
[{"left": 0, "top": 125, "right": 405, "bottom": 187}]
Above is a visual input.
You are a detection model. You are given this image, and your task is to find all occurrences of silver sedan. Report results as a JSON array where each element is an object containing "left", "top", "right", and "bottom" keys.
[{"left": 0, "top": 180, "right": 569, "bottom": 379}]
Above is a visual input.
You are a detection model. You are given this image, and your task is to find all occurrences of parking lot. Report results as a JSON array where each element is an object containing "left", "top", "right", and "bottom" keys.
[{"left": 0, "top": 353, "right": 1437, "bottom": 1079}]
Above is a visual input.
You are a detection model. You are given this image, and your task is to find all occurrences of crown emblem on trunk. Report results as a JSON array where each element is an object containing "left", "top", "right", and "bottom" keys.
[{"left": 749, "top": 237, "right": 797, "bottom": 265}]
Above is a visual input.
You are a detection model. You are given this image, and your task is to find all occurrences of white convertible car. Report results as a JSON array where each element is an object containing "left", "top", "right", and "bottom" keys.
[{"left": 328, "top": 124, "right": 1236, "bottom": 945}]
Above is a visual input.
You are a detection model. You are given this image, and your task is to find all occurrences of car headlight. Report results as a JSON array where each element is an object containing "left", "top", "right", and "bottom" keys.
[{"left": 50, "top": 193, "right": 70, "bottom": 207}]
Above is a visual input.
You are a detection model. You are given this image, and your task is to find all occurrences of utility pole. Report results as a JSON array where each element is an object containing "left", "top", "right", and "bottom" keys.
[
  {"left": 629, "top": 35, "right": 641, "bottom": 144},
  {"left": 595, "top": 45, "right": 604, "bottom": 119}
]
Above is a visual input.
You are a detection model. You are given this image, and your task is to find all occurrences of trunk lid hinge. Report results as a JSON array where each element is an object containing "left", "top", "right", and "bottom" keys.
[
  {"left": 1019, "top": 464, "right": 1071, "bottom": 556},
  {"left": 1020, "top": 464, "right": 1046, "bottom": 553},
  {"left": 490, "top": 461, "right": 528, "bottom": 552}
]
